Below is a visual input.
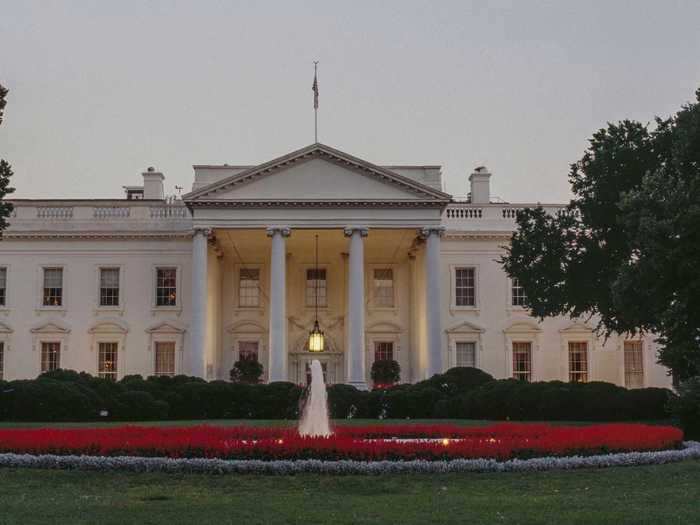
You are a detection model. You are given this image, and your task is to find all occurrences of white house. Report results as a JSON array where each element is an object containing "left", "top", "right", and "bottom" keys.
[{"left": 0, "top": 143, "right": 671, "bottom": 389}]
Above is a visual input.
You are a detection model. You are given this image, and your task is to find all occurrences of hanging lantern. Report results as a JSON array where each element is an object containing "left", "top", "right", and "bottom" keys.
[
  {"left": 307, "top": 234, "right": 326, "bottom": 352},
  {"left": 308, "top": 320, "right": 325, "bottom": 352}
]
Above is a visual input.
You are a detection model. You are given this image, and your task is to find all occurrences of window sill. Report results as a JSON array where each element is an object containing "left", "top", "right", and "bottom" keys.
[
  {"left": 450, "top": 306, "right": 480, "bottom": 313},
  {"left": 151, "top": 306, "right": 182, "bottom": 316},
  {"left": 35, "top": 307, "right": 67, "bottom": 315},
  {"left": 94, "top": 306, "right": 125, "bottom": 315}
]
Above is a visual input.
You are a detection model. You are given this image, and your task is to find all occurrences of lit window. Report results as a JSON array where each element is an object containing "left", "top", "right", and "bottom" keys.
[
  {"left": 99, "top": 268, "right": 120, "bottom": 307},
  {"left": 155, "top": 268, "right": 177, "bottom": 307},
  {"left": 624, "top": 340, "right": 644, "bottom": 388},
  {"left": 154, "top": 341, "right": 175, "bottom": 376},
  {"left": 512, "top": 342, "right": 532, "bottom": 381},
  {"left": 238, "top": 341, "right": 259, "bottom": 362},
  {"left": 98, "top": 342, "right": 118, "bottom": 380},
  {"left": 373, "top": 269, "right": 395, "bottom": 307},
  {"left": 511, "top": 277, "right": 526, "bottom": 307},
  {"left": 0, "top": 342, "right": 4, "bottom": 380},
  {"left": 41, "top": 342, "right": 61, "bottom": 373},
  {"left": 568, "top": 342, "right": 588, "bottom": 383},
  {"left": 239, "top": 268, "right": 260, "bottom": 307},
  {"left": 374, "top": 341, "right": 394, "bottom": 362},
  {"left": 455, "top": 341, "right": 476, "bottom": 368},
  {"left": 455, "top": 268, "right": 475, "bottom": 306},
  {"left": 305, "top": 268, "right": 327, "bottom": 307},
  {"left": 0, "top": 267, "right": 6, "bottom": 306},
  {"left": 43, "top": 268, "right": 63, "bottom": 307}
]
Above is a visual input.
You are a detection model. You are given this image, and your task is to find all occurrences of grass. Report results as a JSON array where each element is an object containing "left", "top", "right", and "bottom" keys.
[{"left": 0, "top": 461, "right": 698, "bottom": 524}]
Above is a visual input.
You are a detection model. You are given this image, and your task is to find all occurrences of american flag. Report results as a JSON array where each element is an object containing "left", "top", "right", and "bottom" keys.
[{"left": 312, "top": 68, "right": 319, "bottom": 109}]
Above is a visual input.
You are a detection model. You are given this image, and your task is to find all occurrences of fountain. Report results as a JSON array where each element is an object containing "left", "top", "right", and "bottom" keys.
[{"left": 298, "top": 359, "right": 332, "bottom": 437}]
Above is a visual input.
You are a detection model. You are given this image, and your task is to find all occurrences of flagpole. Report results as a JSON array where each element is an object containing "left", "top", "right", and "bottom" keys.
[{"left": 313, "top": 61, "right": 319, "bottom": 143}]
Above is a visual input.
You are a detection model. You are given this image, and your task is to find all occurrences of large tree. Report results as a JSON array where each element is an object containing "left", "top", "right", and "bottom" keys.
[
  {"left": 501, "top": 88, "right": 700, "bottom": 381},
  {"left": 0, "top": 83, "right": 15, "bottom": 232}
]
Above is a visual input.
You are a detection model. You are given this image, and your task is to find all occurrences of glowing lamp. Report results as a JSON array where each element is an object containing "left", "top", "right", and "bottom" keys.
[{"left": 308, "top": 320, "right": 325, "bottom": 352}]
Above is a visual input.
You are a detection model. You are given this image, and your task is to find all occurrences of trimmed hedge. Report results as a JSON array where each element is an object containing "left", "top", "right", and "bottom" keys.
[{"left": 0, "top": 367, "right": 676, "bottom": 425}]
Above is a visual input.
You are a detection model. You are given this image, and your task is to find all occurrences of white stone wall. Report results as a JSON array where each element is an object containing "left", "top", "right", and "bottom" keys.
[{"left": 0, "top": 238, "right": 193, "bottom": 379}]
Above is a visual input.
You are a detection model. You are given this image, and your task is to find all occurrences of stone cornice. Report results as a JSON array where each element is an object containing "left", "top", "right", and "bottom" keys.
[
  {"left": 187, "top": 199, "right": 448, "bottom": 209},
  {"left": 443, "top": 231, "right": 514, "bottom": 241},
  {"left": 2, "top": 231, "right": 193, "bottom": 240}
]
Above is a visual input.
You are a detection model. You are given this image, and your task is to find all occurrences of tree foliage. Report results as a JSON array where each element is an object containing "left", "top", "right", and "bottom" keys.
[
  {"left": 0, "top": 83, "right": 15, "bottom": 232},
  {"left": 501, "top": 88, "right": 700, "bottom": 380}
]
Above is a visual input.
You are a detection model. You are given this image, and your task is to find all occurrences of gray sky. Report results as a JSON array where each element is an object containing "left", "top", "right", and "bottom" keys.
[{"left": 1, "top": 1, "right": 699, "bottom": 202}]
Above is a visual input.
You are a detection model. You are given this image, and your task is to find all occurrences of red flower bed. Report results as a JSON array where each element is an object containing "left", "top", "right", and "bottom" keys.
[{"left": 0, "top": 423, "right": 682, "bottom": 461}]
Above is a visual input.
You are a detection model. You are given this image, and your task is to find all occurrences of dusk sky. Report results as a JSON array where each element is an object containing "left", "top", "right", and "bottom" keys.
[{"left": 1, "top": 1, "right": 699, "bottom": 202}]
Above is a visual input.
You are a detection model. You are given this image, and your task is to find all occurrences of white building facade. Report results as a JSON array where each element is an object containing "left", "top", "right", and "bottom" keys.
[{"left": 0, "top": 144, "right": 671, "bottom": 389}]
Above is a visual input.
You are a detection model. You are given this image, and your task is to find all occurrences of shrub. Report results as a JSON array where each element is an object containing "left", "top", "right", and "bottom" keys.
[
  {"left": 424, "top": 367, "right": 495, "bottom": 397},
  {"left": 2, "top": 379, "right": 98, "bottom": 421},
  {"left": 113, "top": 391, "right": 169, "bottom": 421},
  {"left": 370, "top": 360, "right": 400, "bottom": 387},
  {"left": 253, "top": 382, "right": 303, "bottom": 419},
  {"left": 327, "top": 384, "right": 367, "bottom": 419},
  {"left": 671, "top": 376, "right": 700, "bottom": 439},
  {"left": 230, "top": 360, "right": 264, "bottom": 384}
]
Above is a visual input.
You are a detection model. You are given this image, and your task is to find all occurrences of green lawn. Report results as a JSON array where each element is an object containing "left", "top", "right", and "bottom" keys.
[{"left": 0, "top": 461, "right": 698, "bottom": 524}]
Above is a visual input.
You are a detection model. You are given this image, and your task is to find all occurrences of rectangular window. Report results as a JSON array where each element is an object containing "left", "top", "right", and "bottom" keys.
[
  {"left": 373, "top": 268, "right": 395, "bottom": 307},
  {"left": 98, "top": 342, "right": 118, "bottom": 380},
  {"left": 512, "top": 342, "right": 532, "bottom": 381},
  {"left": 624, "top": 341, "right": 644, "bottom": 389},
  {"left": 305, "top": 268, "right": 327, "bottom": 308},
  {"left": 0, "top": 342, "right": 4, "bottom": 380},
  {"left": 455, "top": 267, "right": 475, "bottom": 306},
  {"left": 455, "top": 341, "right": 476, "bottom": 368},
  {"left": 238, "top": 341, "right": 259, "bottom": 362},
  {"left": 374, "top": 341, "right": 394, "bottom": 362},
  {"left": 154, "top": 341, "right": 176, "bottom": 376},
  {"left": 238, "top": 268, "right": 260, "bottom": 307},
  {"left": 155, "top": 268, "right": 177, "bottom": 307},
  {"left": 0, "top": 267, "right": 6, "bottom": 306},
  {"left": 41, "top": 342, "right": 61, "bottom": 373},
  {"left": 99, "top": 268, "right": 120, "bottom": 307},
  {"left": 568, "top": 342, "right": 588, "bottom": 383},
  {"left": 42, "top": 267, "right": 63, "bottom": 307},
  {"left": 511, "top": 277, "right": 526, "bottom": 307}
]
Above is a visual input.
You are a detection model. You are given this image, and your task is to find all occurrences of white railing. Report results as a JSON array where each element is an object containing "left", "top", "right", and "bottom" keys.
[
  {"left": 93, "top": 207, "right": 131, "bottom": 219},
  {"left": 36, "top": 207, "right": 73, "bottom": 220},
  {"left": 443, "top": 203, "right": 568, "bottom": 231},
  {"left": 149, "top": 205, "right": 189, "bottom": 219}
]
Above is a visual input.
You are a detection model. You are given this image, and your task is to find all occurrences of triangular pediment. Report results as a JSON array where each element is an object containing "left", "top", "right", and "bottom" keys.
[
  {"left": 184, "top": 143, "right": 451, "bottom": 205},
  {"left": 445, "top": 320, "right": 485, "bottom": 334},
  {"left": 146, "top": 321, "right": 186, "bottom": 334},
  {"left": 30, "top": 319, "right": 71, "bottom": 334},
  {"left": 559, "top": 322, "right": 593, "bottom": 334},
  {"left": 89, "top": 319, "right": 129, "bottom": 334},
  {"left": 504, "top": 320, "right": 542, "bottom": 334}
]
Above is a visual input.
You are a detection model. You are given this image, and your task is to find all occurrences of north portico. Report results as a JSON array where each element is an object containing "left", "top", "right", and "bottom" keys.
[{"left": 184, "top": 143, "right": 451, "bottom": 388}]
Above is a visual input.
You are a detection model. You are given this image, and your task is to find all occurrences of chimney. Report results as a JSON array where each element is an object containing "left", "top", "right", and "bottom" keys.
[
  {"left": 142, "top": 166, "right": 165, "bottom": 200},
  {"left": 469, "top": 166, "right": 491, "bottom": 204}
]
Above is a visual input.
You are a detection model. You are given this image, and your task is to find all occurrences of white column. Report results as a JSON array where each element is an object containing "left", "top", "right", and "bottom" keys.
[
  {"left": 422, "top": 227, "right": 445, "bottom": 378},
  {"left": 191, "top": 227, "right": 210, "bottom": 378},
  {"left": 267, "top": 226, "right": 291, "bottom": 382},
  {"left": 344, "top": 227, "right": 368, "bottom": 389}
]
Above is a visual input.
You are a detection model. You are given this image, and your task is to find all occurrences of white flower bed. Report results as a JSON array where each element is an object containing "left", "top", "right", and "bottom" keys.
[{"left": 1, "top": 441, "right": 698, "bottom": 475}]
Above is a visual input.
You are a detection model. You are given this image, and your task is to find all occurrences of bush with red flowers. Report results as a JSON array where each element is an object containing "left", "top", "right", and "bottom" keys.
[{"left": 0, "top": 423, "right": 683, "bottom": 462}]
